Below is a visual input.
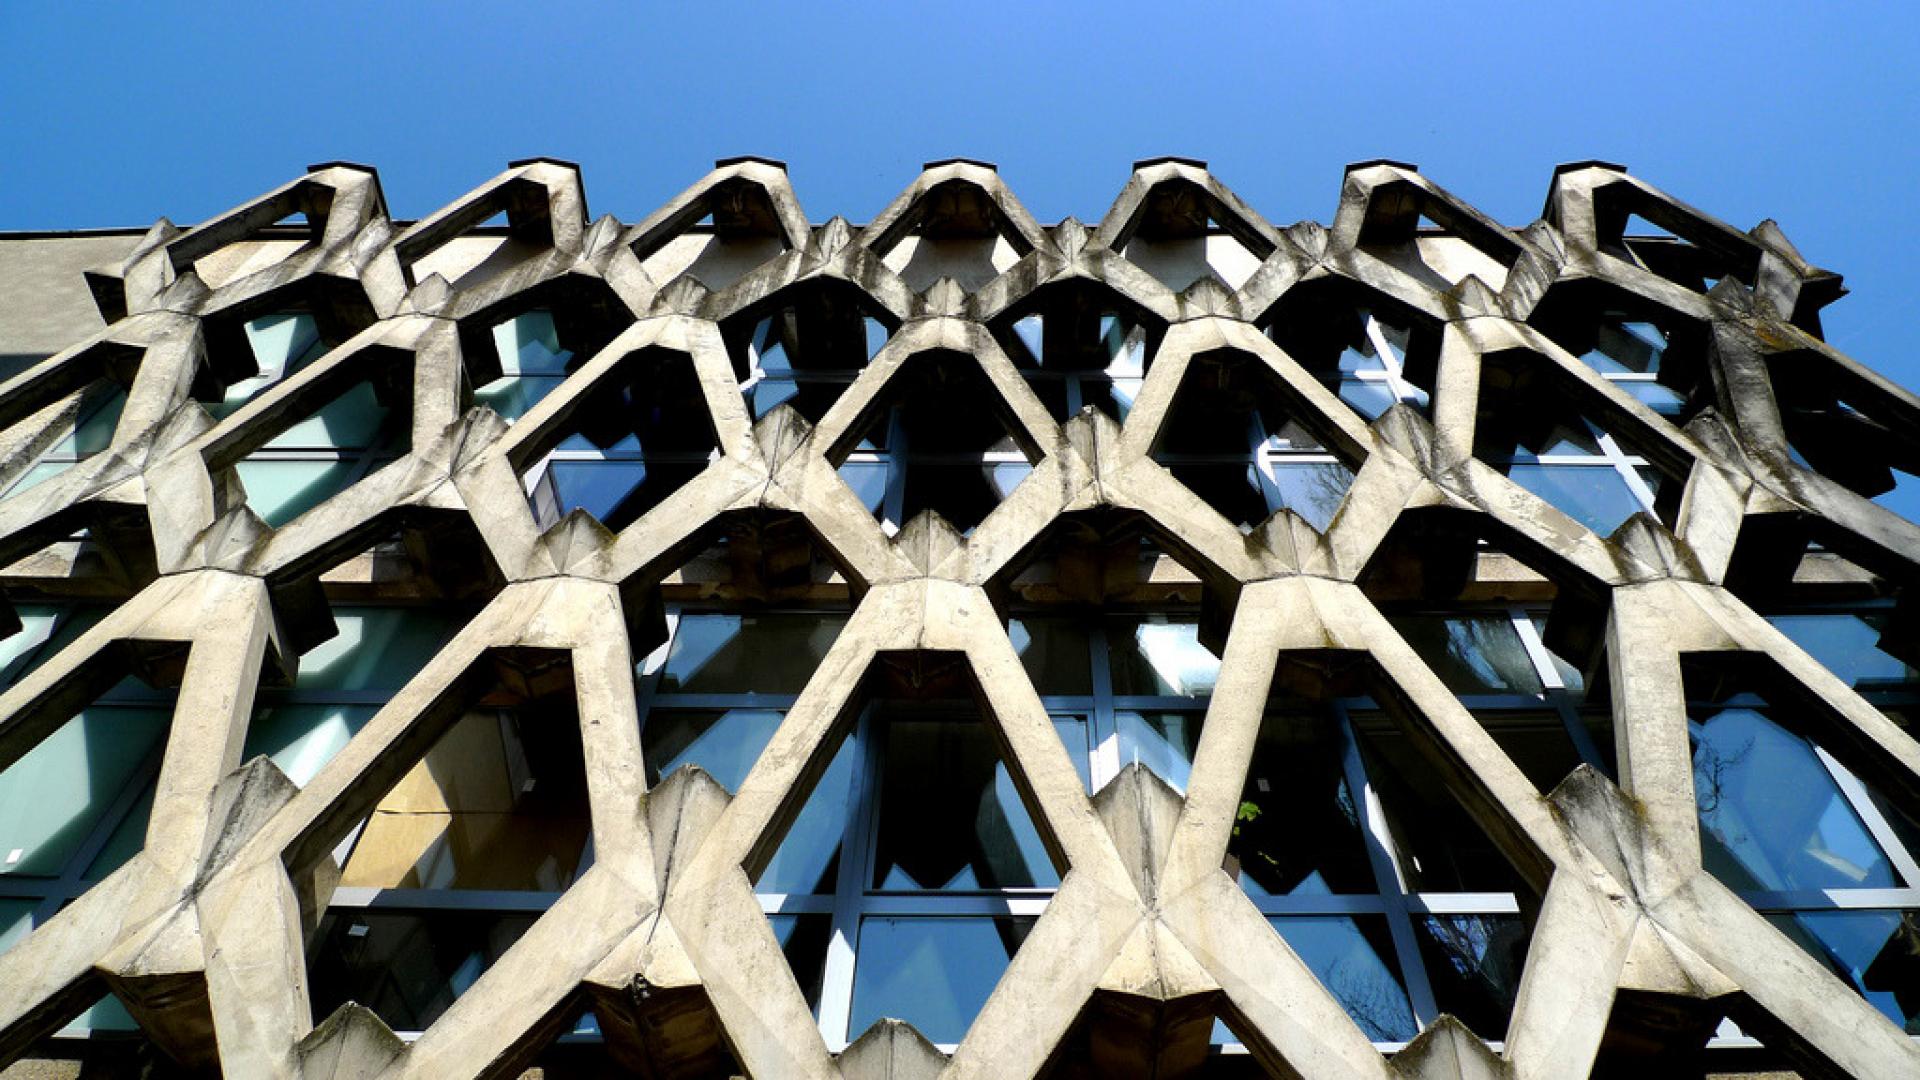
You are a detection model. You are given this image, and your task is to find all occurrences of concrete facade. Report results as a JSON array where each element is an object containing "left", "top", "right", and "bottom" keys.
[{"left": 0, "top": 157, "right": 1916, "bottom": 1078}]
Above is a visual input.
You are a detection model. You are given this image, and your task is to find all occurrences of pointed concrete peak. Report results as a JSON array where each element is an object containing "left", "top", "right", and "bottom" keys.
[
  {"left": 205, "top": 503, "right": 274, "bottom": 569},
  {"left": 916, "top": 276, "right": 969, "bottom": 317},
  {"left": 1610, "top": 513, "right": 1705, "bottom": 583},
  {"left": 716, "top": 154, "right": 787, "bottom": 171},
  {"left": 1546, "top": 762, "right": 1646, "bottom": 891},
  {"left": 1443, "top": 274, "right": 1503, "bottom": 319},
  {"left": 1178, "top": 274, "right": 1241, "bottom": 319},
  {"left": 1390, "top": 1014, "right": 1509, "bottom": 1079},
  {"left": 1250, "top": 508, "right": 1331, "bottom": 571},
  {"left": 1092, "top": 762, "right": 1186, "bottom": 897},
  {"left": 839, "top": 1017, "right": 948, "bottom": 1080},
  {"left": 644, "top": 764, "right": 735, "bottom": 889},
  {"left": 1554, "top": 159, "right": 1629, "bottom": 176},
  {"left": 752, "top": 400, "right": 815, "bottom": 470},
  {"left": 161, "top": 267, "right": 211, "bottom": 310},
  {"left": 1284, "top": 219, "right": 1331, "bottom": 262},
  {"left": 1704, "top": 274, "right": 1754, "bottom": 312},
  {"left": 1619, "top": 915, "right": 1737, "bottom": 998},
  {"left": 194, "top": 754, "right": 300, "bottom": 889},
  {"left": 403, "top": 271, "right": 452, "bottom": 315},
  {"left": 1520, "top": 219, "right": 1568, "bottom": 261},
  {"left": 1348, "top": 157, "right": 1420, "bottom": 174},
  {"left": 923, "top": 156, "right": 996, "bottom": 172},
  {"left": 815, "top": 215, "right": 857, "bottom": 258},
  {"left": 1372, "top": 400, "right": 1438, "bottom": 461},
  {"left": 1097, "top": 920, "right": 1220, "bottom": 1002},
  {"left": 653, "top": 274, "right": 711, "bottom": 315},
  {"left": 583, "top": 212, "right": 625, "bottom": 255},
  {"left": 1750, "top": 217, "right": 1808, "bottom": 265},
  {"left": 450, "top": 405, "right": 512, "bottom": 473},
  {"left": 1055, "top": 215, "right": 1091, "bottom": 255},
  {"left": 894, "top": 509, "right": 966, "bottom": 574},
  {"left": 539, "top": 507, "right": 618, "bottom": 572},
  {"left": 151, "top": 399, "right": 217, "bottom": 457},
  {"left": 297, "top": 1002, "right": 407, "bottom": 1080}
]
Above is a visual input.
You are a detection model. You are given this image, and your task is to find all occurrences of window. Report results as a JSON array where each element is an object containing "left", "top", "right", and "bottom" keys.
[
  {"left": 223, "top": 312, "right": 409, "bottom": 527},
  {"left": 999, "top": 309, "right": 1150, "bottom": 423},
  {"left": 0, "top": 380, "right": 126, "bottom": 500}
]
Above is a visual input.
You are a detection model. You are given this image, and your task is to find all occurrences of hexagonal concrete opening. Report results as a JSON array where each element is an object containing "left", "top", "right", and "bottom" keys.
[
  {"left": 834, "top": 348, "right": 1038, "bottom": 536},
  {"left": 992, "top": 282, "right": 1165, "bottom": 424},
  {"left": 725, "top": 281, "right": 893, "bottom": 425},
  {"left": 1259, "top": 282, "right": 1439, "bottom": 425},
  {"left": 208, "top": 339, "right": 414, "bottom": 529},
  {"left": 0, "top": 347, "right": 134, "bottom": 503},
  {"left": 306, "top": 648, "right": 591, "bottom": 1037},
  {"left": 1152, "top": 346, "right": 1358, "bottom": 534},
  {"left": 1472, "top": 348, "right": 1686, "bottom": 538},
  {"left": 516, "top": 344, "right": 720, "bottom": 532}
]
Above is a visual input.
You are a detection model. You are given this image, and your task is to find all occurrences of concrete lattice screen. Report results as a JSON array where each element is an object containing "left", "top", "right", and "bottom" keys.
[{"left": 0, "top": 155, "right": 1917, "bottom": 1078}]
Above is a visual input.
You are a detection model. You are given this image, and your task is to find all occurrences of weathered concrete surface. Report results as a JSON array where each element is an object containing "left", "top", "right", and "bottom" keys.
[{"left": 0, "top": 158, "right": 1915, "bottom": 1078}]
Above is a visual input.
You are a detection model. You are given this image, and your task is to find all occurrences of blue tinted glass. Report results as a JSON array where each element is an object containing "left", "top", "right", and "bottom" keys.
[
  {"left": 1388, "top": 615, "right": 1544, "bottom": 695},
  {"left": 265, "top": 380, "right": 393, "bottom": 450},
  {"left": 235, "top": 458, "right": 365, "bottom": 527},
  {"left": 1767, "top": 613, "right": 1916, "bottom": 692},
  {"left": 543, "top": 459, "right": 651, "bottom": 522},
  {"left": 1339, "top": 379, "right": 1399, "bottom": 420},
  {"left": 1504, "top": 463, "right": 1647, "bottom": 535},
  {"left": 1619, "top": 380, "right": 1688, "bottom": 415},
  {"left": 750, "top": 377, "right": 798, "bottom": 418},
  {"left": 1006, "top": 618, "right": 1093, "bottom": 695},
  {"left": 295, "top": 609, "right": 465, "bottom": 691},
  {"left": 849, "top": 917, "right": 1032, "bottom": 1044},
  {"left": 491, "top": 311, "right": 572, "bottom": 375},
  {"left": 307, "top": 910, "right": 536, "bottom": 1033},
  {"left": 0, "top": 898, "right": 33, "bottom": 956},
  {"left": 1115, "top": 711, "right": 1201, "bottom": 793},
  {"left": 659, "top": 613, "right": 846, "bottom": 694},
  {"left": 1692, "top": 708, "right": 1898, "bottom": 892},
  {"left": 1267, "top": 916, "right": 1417, "bottom": 1042},
  {"left": 1769, "top": 910, "right": 1920, "bottom": 1033},
  {"left": 1414, "top": 914, "right": 1528, "bottom": 1039},
  {"left": 1108, "top": 618, "right": 1219, "bottom": 698},
  {"left": 0, "top": 705, "right": 169, "bottom": 877},
  {"left": 871, "top": 716, "right": 1084, "bottom": 890},
  {"left": 837, "top": 461, "right": 889, "bottom": 513},
  {"left": 641, "top": 707, "right": 856, "bottom": 894},
  {"left": 242, "top": 704, "right": 377, "bottom": 787},
  {"left": 1269, "top": 459, "right": 1354, "bottom": 532},
  {"left": 475, "top": 374, "right": 565, "bottom": 420}
]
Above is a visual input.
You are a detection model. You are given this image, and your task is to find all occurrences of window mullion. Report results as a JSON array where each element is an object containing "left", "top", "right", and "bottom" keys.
[
  {"left": 1332, "top": 707, "right": 1440, "bottom": 1026},
  {"left": 816, "top": 707, "right": 879, "bottom": 1048}
]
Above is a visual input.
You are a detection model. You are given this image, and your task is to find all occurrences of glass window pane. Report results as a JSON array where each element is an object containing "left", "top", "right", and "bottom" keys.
[
  {"left": 1503, "top": 463, "right": 1648, "bottom": 536},
  {"left": 1160, "top": 460, "right": 1270, "bottom": 531},
  {"left": 768, "top": 913, "right": 833, "bottom": 1013},
  {"left": 1007, "top": 617, "right": 1092, "bottom": 695},
  {"left": 1108, "top": 617, "right": 1219, "bottom": 698},
  {"left": 307, "top": 910, "right": 536, "bottom": 1033},
  {"left": 849, "top": 916, "right": 1032, "bottom": 1045},
  {"left": 242, "top": 703, "right": 378, "bottom": 787},
  {"left": 1115, "top": 710, "right": 1201, "bottom": 793},
  {"left": 539, "top": 459, "right": 702, "bottom": 529},
  {"left": 1767, "top": 910, "right": 1920, "bottom": 1033},
  {"left": 1268, "top": 916, "right": 1417, "bottom": 1042},
  {"left": 1268, "top": 459, "right": 1355, "bottom": 532},
  {"left": 84, "top": 777, "right": 154, "bottom": 880},
  {"left": 234, "top": 458, "right": 364, "bottom": 527},
  {"left": 296, "top": 609, "right": 466, "bottom": 692},
  {"left": 491, "top": 311, "right": 572, "bottom": 375},
  {"left": 1582, "top": 318, "right": 1665, "bottom": 376},
  {"left": 1231, "top": 712, "right": 1374, "bottom": 895},
  {"left": 1339, "top": 379, "right": 1399, "bottom": 420},
  {"left": 475, "top": 374, "right": 565, "bottom": 420},
  {"left": 265, "top": 380, "right": 393, "bottom": 449},
  {"left": 1476, "top": 713, "right": 1585, "bottom": 793},
  {"left": 0, "top": 898, "right": 36, "bottom": 956},
  {"left": 1767, "top": 612, "right": 1918, "bottom": 693},
  {"left": 1692, "top": 707, "right": 1898, "bottom": 892},
  {"left": 1413, "top": 914, "right": 1529, "bottom": 1039},
  {"left": 1354, "top": 720, "right": 1525, "bottom": 893},
  {"left": 658, "top": 614, "right": 847, "bottom": 695},
  {"left": 641, "top": 707, "right": 857, "bottom": 895},
  {"left": 339, "top": 710, "right": 590, "bottom": 891},
  {"left": 837, "top": 460, "right": 889, "bottom": 513},
  {"left": 871, "top": 716, "right": 1068, "bottom": 890},
  {"left": 1388, "top": 615, "right": 1544, "bottom": 695},
  {"left": 217, "top": 311, "right": 325, "bottom": 415},
  {"left": 0, "top": 605, "right": 108, "bottom": 689},
  {"left": 0, "top": 705, "right": 169, "bottom": 877}
]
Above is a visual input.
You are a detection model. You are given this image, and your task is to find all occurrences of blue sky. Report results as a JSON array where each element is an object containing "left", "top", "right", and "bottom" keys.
[{"left": 2, "top": 1, "right": 1916, "bottom": 388}]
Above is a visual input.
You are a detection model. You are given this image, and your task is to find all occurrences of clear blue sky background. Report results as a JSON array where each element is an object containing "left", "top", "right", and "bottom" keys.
[{"left": 2, "top": 2, "right": 1915, "bottom": 390}]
